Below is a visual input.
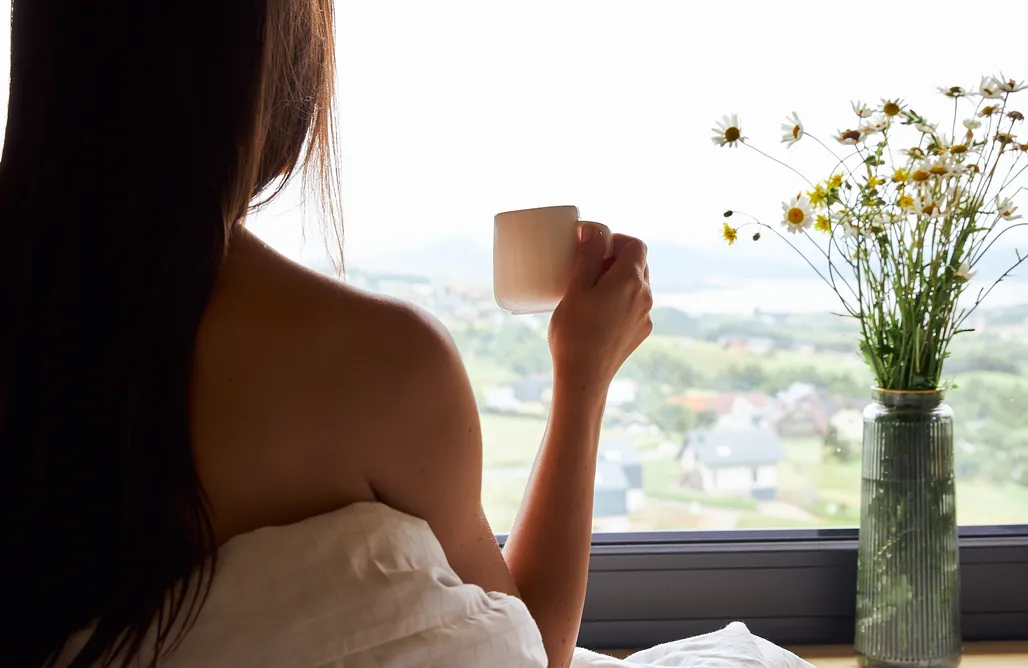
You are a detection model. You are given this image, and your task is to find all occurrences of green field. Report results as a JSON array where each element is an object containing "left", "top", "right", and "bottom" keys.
[
  {"left": 480, "top": 413, "right": 547, "bottom": 469},
  {"left": 479, "top": 429, "right": 1028, "bottom": 532},
  {"left": 469, "top": 318, "right": 1028, "bottom": 532}
]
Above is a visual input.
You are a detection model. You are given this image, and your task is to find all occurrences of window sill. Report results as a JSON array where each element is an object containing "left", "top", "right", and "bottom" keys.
[{"left": 563, "top": 528, "right": 1028, "bottom": 649}]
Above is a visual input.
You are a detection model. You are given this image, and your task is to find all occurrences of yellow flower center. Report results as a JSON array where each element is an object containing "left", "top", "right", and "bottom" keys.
[
  {"left": 950, "top": 144, "right": 968, "bottom": 154},
  {"left": 981, "top": 106, "right": 998, "bottom": 117},
  {"left": 725, "top": 127, "right": 740, "bottom": 142},
  {"left": 883, "top": 101, "right": 901, "bottom": 117},
  {"left": 828, "top": 174, "right": 844, "bottom": 188},
  {"left": 815, "top": 215, "right": 831, "bottom": 233},
  {"left": 893, "top": 168, "right": 909, "bottom": 182},
  {"left": 787, "top": 207, "right": 805, "bottom": 225},
  {"left": 898, "top": 194, "right": 915, "bottom": 209},
  {"left": 922, "top": 202, "right": 939, "bottom": 215},
  {"left": 929, "top": 164, "right": 948, "bottom": 175},
  {"left": 912, "top": 169, "right": 931, "bottom": 182},
  {"left": 866, "top": 176, "right": 883, "bottom": 188},
  {"left": 792, "top": 125, "right": 801, "bottom": 139}
]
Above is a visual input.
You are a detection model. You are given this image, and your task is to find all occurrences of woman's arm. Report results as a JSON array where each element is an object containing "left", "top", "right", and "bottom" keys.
[
  {"left": 502, "top": 231, "right": 653, "bottom": 667},
  {"left": 365, "top": 229, "right": 652, "bottom": 668}
]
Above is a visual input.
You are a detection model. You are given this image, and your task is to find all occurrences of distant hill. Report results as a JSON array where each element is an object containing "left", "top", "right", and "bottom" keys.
[
  {"left": 346, "top": 234, "right": 1026, "bottom": 293},
  {"left": 348, "top": 235, "right": 820, "bottom": 292}
]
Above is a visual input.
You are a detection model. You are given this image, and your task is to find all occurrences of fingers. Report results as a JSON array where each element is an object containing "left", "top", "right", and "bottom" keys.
[
  {"left": 569, "top": 223, "right": 608, "bottom": 291},
  {"left": 600, "top": 234, "right": 649, "bottom": 287}
]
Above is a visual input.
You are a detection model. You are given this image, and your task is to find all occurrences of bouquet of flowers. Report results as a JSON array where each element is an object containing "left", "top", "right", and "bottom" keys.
[{"left": 714, "top": 75, "right": 1026, "bottom": 391}]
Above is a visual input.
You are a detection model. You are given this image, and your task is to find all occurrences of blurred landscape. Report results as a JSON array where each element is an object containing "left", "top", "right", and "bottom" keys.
[{"left": 337, "top": 238, "right": 1028, "bottom": 534}]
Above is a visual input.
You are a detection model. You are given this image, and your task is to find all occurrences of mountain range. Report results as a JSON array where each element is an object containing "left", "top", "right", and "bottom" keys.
[{"left": 347, "top": 235, "right": 1026, "bottom": 293}]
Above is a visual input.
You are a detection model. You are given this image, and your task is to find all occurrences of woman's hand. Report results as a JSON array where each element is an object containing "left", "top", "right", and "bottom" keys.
[{"left": 548, "top": 226, "right": 653, "bottom": 390}]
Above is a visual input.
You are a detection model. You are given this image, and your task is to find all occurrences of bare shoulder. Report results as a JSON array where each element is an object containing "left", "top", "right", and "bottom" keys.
[
  {"left": 192, "top": 230, "right": 480, "bottom": 538},
  {"left": 197, "top": 231, "right": 515, "bottom": 595}
]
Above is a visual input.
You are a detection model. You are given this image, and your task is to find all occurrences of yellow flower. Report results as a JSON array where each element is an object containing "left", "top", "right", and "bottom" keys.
[
  {"left": 828, "top": 174, "right": 844, "bottom": 188},
  {"left": 721, "top": 222, "right": 739, "bottom": 245},
  {"left": 898, "top": 194, "right": 916, "bottom": 212},
  {"left": 866, "top": 176, "right": 884, "bottom": 188},
  {"left": 808, "top": 184, "right": 829, "bottom": 208},
  {"left": 892, "top": 168, "right": 910, "bottom": 183},
  {"left": 815, "top": 214, "right": 831, "bottom": 233}
]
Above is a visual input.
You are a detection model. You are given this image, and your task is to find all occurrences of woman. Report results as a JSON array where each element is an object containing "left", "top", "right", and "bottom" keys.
[{"left": 3, "top": 2, "right": 652, "bottom": 667}]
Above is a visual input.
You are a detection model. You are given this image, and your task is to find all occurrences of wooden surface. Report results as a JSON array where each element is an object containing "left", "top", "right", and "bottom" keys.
[
  {"left": 787, "top": 643, "right": 1028, "bottom": 667},
  {"left": 602, "top": 642, "right": 1028, "bottom": 666}
]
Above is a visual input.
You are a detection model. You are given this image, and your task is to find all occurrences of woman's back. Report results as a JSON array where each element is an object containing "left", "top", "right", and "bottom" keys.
[{"left": 4, "top": 3, "right": 654, "bottom": 667}]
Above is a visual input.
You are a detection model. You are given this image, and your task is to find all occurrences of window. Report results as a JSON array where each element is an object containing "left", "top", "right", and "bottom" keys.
[
  {"left": 251, "top": 0, "right": 1028, "bottom": 535},
  {"left": 249, "top": 1, "right": 1028, "bottom": 643},
  {"left": 5, "top": 0, "right": 1025, "bottom": 648}
]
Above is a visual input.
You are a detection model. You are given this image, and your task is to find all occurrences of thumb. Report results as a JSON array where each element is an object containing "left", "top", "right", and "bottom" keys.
[{"left": 570, "top": 223, "right": 606, "bottom": 291}]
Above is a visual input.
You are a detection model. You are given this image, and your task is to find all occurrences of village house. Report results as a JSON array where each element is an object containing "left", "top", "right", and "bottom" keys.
[{"left": 677, "top": 427, "right": 786, "bottom": 500}]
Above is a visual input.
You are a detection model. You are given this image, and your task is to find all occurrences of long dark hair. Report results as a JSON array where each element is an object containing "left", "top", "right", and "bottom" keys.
[{"left": 1, "top": 2, "right": 341, "bottom": 666}]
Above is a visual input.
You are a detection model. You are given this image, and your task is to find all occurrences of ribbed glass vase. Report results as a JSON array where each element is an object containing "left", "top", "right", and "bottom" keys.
[{"left": 855, "top": 389, "right": 961, "bottom": 668}]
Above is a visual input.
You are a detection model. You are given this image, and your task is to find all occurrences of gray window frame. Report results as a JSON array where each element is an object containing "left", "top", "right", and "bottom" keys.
[{"left": 499, "top": 525, "right": 1028, "bottom": 649}]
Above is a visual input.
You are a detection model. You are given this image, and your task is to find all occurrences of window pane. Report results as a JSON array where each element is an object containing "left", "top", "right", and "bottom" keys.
[{"left": 249, "top": 0, "right": 1028, "bottom": 533}]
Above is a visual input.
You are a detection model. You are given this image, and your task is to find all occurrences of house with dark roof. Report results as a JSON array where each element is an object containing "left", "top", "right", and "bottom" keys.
[{"left": 677, "top": 427, "right": 786, "bottom": 500}]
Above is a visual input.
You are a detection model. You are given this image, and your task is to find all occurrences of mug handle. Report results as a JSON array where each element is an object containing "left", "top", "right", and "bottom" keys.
[{"left": 577, "top": 221, "right": 614, "bottom": 259}]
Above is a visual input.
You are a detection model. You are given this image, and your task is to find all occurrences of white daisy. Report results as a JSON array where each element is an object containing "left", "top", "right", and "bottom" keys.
[
  {"left": 868, "top": 214, "right": 889, "bottom": 234},
  {"left": 918, "top": 195, "right": 943, "bottom": 219},
  {"left": 996, "top": 196, "right": 1022, "bottom": 220},
  {"left": 780, "top": 112, "right": 804, "bottom": 147},
  {"left": 963, "top": 118, "right": 982, "bottom": 130},
  {"left": 997, "top": 75, "right": 1028, "bottom": 93},
  {"left": 954, "top": 261, "right": 975, "bottom": 281},
  {"left": 915, "top": 121, "right": 939, "bottom": 135},
  {"left": 927, "top": 156, "right": 955, "bottom": 177},
  {"left": 711, "top": 114, "right": 744, "bottom": 147},
  {"left": 781, "top": 194, "right": 814, "bottom": 234},
  {"left": 831, "top": 209, "right": 861, "bottom": 237},
  {"left": 938, "top": 86, "right": 968, "bottom": 99},
  {"left": 835, "top": 128, "right": 864, "bottom": 145},
  {"left": 859, "top": 113, "right": 890, "bottom": 137},
  {"left": 851, "top": 100, "right": 873, "bottom": 118},
  {"left": 980, "top": 77, "right": 1005, "bottom": 99}
]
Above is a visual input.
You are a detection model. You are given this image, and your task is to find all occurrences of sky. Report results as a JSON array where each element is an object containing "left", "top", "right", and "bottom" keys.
[{"left": 3, "top": 1, "right": 1027, "bottom": 273}]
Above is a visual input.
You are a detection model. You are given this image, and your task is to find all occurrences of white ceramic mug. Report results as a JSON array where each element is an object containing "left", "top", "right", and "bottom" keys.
[{"left": 493, "top": 205, "right": 613, "bottom": 314}]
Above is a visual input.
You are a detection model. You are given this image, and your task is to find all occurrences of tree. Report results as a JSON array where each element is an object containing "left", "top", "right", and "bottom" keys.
[
  {"left": 652, "top": 403, "right": 695, "bottom": 436},
  {"left": 630, "top": 385, "right": 695, "bottom": 437}
]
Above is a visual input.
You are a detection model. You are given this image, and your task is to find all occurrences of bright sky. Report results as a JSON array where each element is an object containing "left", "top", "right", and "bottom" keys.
[{"left": 3, "top": 1, "right": 1027, "bottom": 269}]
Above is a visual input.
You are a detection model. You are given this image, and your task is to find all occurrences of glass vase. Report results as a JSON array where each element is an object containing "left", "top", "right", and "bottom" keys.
[{"left": 855, "top": 389, "right": 961, "bottom": 668}]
